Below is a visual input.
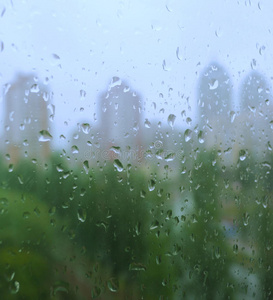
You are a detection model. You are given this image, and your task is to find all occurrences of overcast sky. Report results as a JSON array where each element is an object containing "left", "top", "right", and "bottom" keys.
[{"left": 0, "top": 0, "right": 273, "bottom": 144}]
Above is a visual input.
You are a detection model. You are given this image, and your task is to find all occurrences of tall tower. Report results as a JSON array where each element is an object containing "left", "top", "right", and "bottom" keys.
[
  {"left": 98, "top": 77, "right": 143, "bottom": 163},
  {"left": 197, "top": 61, "right": 232, "bottom": 148},
  {"left": 237, "top": 70, "right": 272, "bottom": 155},
  {"left": 3, "top": 73, "right": 51, "bottom": 164}
]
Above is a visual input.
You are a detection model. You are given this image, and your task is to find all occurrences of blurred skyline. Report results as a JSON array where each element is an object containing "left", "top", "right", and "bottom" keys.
[
  {"left": 2, "top": 60, "right": 272, "bottom": 167},
  {"left": 0, "top": 0, "right": 273, "bottom": 143}
]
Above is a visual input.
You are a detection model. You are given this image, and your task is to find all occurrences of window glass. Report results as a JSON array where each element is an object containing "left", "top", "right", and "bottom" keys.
[{"left": 1, "top": 0, "right": 273, "bottom": 299}]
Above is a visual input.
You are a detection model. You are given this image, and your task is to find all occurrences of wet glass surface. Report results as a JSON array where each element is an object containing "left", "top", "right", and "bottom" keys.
[{"left": 1, "top": 1, "right": 273, "bottom": 299}]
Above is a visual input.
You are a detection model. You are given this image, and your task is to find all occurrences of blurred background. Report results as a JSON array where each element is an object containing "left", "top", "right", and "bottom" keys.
[{"left": 1, "top": 0, "right": 273, "bottom": 299}]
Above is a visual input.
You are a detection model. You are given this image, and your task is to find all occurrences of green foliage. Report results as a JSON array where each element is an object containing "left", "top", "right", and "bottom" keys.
[
  {"left": 0, "top": 149, "right": 273, "bottom": 299},
  {"left": 179, "top": 151, "right": 236, "bottom": 299}
]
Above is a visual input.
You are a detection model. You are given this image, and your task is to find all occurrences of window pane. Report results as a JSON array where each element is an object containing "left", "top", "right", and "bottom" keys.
[{"left": 1, "top": 0, "right": 273, "bottom": 299}]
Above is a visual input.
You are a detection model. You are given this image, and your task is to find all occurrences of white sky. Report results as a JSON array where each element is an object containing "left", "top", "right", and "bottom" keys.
[{"left": 0, "top": 0, "right": 273, "bottom": 144}]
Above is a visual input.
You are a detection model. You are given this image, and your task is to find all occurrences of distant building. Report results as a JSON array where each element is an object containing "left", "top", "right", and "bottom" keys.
[
  {"left": 240, "top": 70, "right": 270, "bottom": 112},
  {"left": 3, "top": 73, "right": 51, "bottom": 163},
  {"left": 236, "top": 70, "right": 272, "bottom": 156},
  {"left": 98, "top": 77, "right": 143, "bottom": 163},
  {"left": 197, "top": 62, "right": 233, "bottom": 149}
]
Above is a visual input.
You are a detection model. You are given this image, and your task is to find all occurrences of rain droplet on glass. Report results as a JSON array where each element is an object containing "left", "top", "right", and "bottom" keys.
[
  {"left": 77, "top": 208, "right": 87, "bottom": 222},
  {"left": 176, "top": 47, "right": 182, "bottom": 60},
  {"left": 162, "top": 60, "right": 171, "bottom": 71},
  {"left": 81, "top": 123, "right": 91, "bottom": 134},
  {"left": 239, "top": 149, "right": 247, "bottom": 161},
  {"left": 30, "top": 84, "right": 40, "bottom": 93},
  {"left": 184, "top": 129, "right": 192, "bottom": 142},
  {"left": 148, "top": 179, "right": 156, "bottom": 191},
  {"left": 167, "top": 114, "right": 176, "bottom": 128},
  {"left": 208, "top": 79, "right": 218, "bottom": 90},
  {"left": 38, "top": 130, "right": 52, "bottom": 142},
  {"left": 144, "top": 119, "right": 151, "bottom": 128},
  {"left": 113, "top": 159, "right": 123, "bottom": 172},
  {"left": 83, "top": 160, "right": 89, "bottom": 174}
]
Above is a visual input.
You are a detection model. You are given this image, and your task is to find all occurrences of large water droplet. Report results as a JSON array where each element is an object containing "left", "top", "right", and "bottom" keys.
[
  {"left": 96, "top": 221, "right": 109, "bottom": 231},
  {"left": 250, "top": 59, "right": 257, "bottom": 70},
  {"left": 129, "top": 262, "right": 147, "bottom": 271},
  {"left": 8, "top": 164, "right": 13, "bottom": 172},
  {"left": 155, "top": 149, "right": 163, "bottom": 160},
  {"left": 30, "top": 84, "right": 40, "bottom": 93},
  {"left": 109, "top": 76, "right": 122, "bottom": 89},
  {"left": 17, "top": 175, "right": 23, "bottom": 184},
  {"left": 52, "top": 53, "right": 60, "bottom": 60},
  {"left": 47, "top": 103, "right": 55, "bottom": 118},
  {"left": 257, "top": 86, "right": 263, "bottom": 93},
  {"left": 77, "top": 208, "right": 87, "bottom": 222},
  {"left": 259, "top": 45, "right": 266, "bottom": 55},
  {"left": 239, "top": 149, "right": 246, "bottom": 161},
  {"left": 144, "top": 119, "right": 151, "bottom": 128},
  {"left": 186, "top": 117, "right": 192, "bottom": 125},
  {"left": 262, "top": 195, "right": 268, "bottom": 208},
  {"left": 5, "top": 269, "right": 15, "bottom": 282},
  {"left": 165, "top": 152, "right": 175, "bottom": 162},
  {"left": 162, "top": 59, "right": 171, "bottom": 71},
  {"left": 43, "top": 91, "right": 50, "bottom": 101},
  {"left": 148, "top": 179, "right": 156, "bottom": 191},
  {"left": 215, "top": 27, "right": 223, "bottom": 37},
  {"left": 80, "top": 89, "right": 86, "bottom": 100},
  {"left": 208, "top": 79, "right": 218, "bottom": 90},
  {"left": 48, "top": 206, "right": 56, "bottom": 216},
  {"left": 23, "top": 211, "right": 30, "bottom": 219},
  {"left": 113, "top": 159, "right": 123, "bottom": 172},
  {"left": 159, "top": 108, "right": 165, "bottom": 114},
  {"left": 39, "top": 130, "right": 52, "bottom": 142},
  {"left": 184, "top": 129, "right": 192, "bottom": 142},
  {"left": 261, "top": 161, "right": 271, "bottom": 170},
  {"left": 71, "top": 145, "right": 79, "bottom": 154},
  {"left": 230, "top": 111, "right": 236, "bottom": 123},
  {"left": 167, "top": 114, "right": 176, "bottom": 128},
  {"left": 233, "top": 244, "right": 238, "bottom": 254},
  {"left": 176, "top": 47, "right": 182, "bottom": 60},
  {"left": 81, "top": 123, "right": 91, "bottom": 134},
  {"left": 248, "top": 106, "right": 256, "bottom": 113},
  {"left": 166, "top": 210, "right": 173, "bottom": 220},
  {"left": 56, "top": 164, "right": 64, "bottom": 172},
  {"left": 243, "top": 212, "right": 250, "bottom": 226},
  {"left": 107, "top": 277, "right": 119, "bottom": 292},
  {"left": 123, "top": 86, "right": 130, "bottom": 93},
  {"left": 83, "top": 160, "right": 89, "bottom": 174},
  {"left": 110, "top": 146, "right": 121, "bottom": 155},
  {"left": 3, "top": 83, "right": 11, "bottom": 96},
  {"left": 52, "top": 281, "right": 69, "bottom": 296},
  {"left": 135, "top": 221, "right": 141, "bottom": 235},
  {"left": 198, "top": 131, "right": 205, "bottom": 144},
  {"left": 10, "top": 281, "right": 20, "bottom": 294},
  {"left": 150, "top": 220, "right": 159, "bottom": 230}
]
